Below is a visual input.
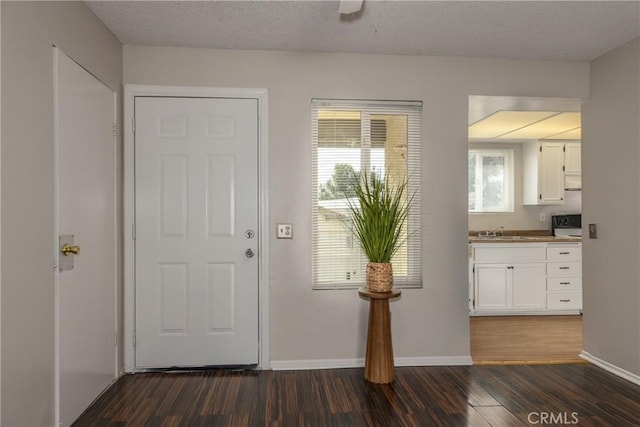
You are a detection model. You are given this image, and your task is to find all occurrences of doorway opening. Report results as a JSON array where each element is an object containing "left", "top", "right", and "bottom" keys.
[{"left": 467, "top": 95, "right": 584, "bottom": 364}]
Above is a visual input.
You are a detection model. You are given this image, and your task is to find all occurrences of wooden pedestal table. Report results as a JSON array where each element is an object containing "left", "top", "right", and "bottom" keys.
[{"left": 358, "top": 288, "right": 401, "bottom": 384}]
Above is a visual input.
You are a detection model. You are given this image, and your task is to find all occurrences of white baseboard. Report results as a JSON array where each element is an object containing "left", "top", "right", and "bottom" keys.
[
  {"left": 269, "top": 356, "right": 472, "bottom": 371},
  {"left": 580, "top": 351, "right": 640, "bottom": 386},
  {"left": 396, "top": 356, "right": 473, "bottom": 366},
  {"left": 270, "top": 358, "right": 364, "bottom": 371}
]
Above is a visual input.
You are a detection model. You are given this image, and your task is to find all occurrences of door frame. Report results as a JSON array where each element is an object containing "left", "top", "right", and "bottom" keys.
[
  {"left": 123, "top": 85, "right": 270, "bottom": 371},
  {"left": 53, "top": 47, "right": 119, "bottom": 425}
]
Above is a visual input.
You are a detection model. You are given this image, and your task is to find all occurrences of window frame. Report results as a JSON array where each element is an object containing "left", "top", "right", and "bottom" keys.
[
  {"left": 468, "top": 148, "right": 515, "bottom": 213},
  {"left": 311, "top": 99, "right": 422, "bottom": 290}
]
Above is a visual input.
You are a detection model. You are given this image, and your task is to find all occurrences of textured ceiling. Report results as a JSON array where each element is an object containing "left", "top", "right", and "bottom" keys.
[{"left": 86, "top": 1, "right": 640, "bottom": 61}]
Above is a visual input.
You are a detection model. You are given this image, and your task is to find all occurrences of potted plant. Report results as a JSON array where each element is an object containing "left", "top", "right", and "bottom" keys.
[{"left": 346, "top": 171, "right": 413, "bottom": 292}]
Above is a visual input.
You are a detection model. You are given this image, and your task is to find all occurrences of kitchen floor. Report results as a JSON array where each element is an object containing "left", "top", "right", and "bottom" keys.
[{"left": 470, "top": 315, "right": 584, "bottom": 364}]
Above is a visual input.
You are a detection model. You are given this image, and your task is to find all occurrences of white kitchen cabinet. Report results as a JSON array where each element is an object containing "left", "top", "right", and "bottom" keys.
[
  {"left": 474, "top": 264, "right": 510, "bottom": 310},
  {"left": 512, "top": 264, "right": 547, "bottom": 309},
  {"left": 564, "top": 142, "right": 581, "bottom": 190},
  {"left": 546, "top": 243, "right": 582, "bottom": 311},
  {"left": 474, "top": 263, "right": 546, "bottom": 311},
  {"left": 472, "top": 244, "right": 547, "bottom": 313},
  {"left": 470, "top": 242, "right": 582, "bottom": 315},
  {"left": 523, "top": 142, "right": 566, "bottom": 205}
]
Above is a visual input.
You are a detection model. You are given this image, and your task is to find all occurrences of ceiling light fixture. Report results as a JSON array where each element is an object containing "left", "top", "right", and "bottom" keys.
[
  {"left": 497, "top": 112, "right": 581, "bottom": 139},
  {"left": 468, "top": 110, "right": 582, "bottom": 140}
]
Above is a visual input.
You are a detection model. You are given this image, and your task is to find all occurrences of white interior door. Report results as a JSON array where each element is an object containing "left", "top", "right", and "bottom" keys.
[
  {"left": 134, "top": 97, "right": 259, "bottom": 368},
  {"left": 54, "top": 48, "right": 117, "bottom": 426}
]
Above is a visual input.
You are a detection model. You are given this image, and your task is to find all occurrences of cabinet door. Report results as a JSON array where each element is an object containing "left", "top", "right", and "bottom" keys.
[
  {"left": 564, "top": 142, "right": 581, "bottom": 175},
  {"left": 539, "top": 143, "right": 565, "bottom": 204},
  {"left": 512, "top": 263, "right": 546, "bottom": 309},
  {"left": 475, "top": 264, "right": 510, "bottom": 310}
]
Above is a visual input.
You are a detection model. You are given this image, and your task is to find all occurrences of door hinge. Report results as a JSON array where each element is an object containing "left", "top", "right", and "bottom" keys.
[
  {"left": 539, "top": 194, "right": 542, "bottom": 200},
  {"left": 540, "top": 146, "right": 542, "bottom": 152},
  {"left": 563, "top": 165, "right": 565, "bottom": 172},
  {"left": 114, "top": 332, "right": 118, "bottom": 346},
  {"left": 112, "top": 123, "right": 118, "bottom": 137},
  {"left": 132, "top": 224, "right": 136, "bottom": 240},
  {"left": 133, "top": 331, "right": 137, "bottom": 347},
  {"left": 563, "top": 145, "right": 566, "bottom": 152},
  {"left": 132, "top": 117, "right": 136, "bottom": 134}
]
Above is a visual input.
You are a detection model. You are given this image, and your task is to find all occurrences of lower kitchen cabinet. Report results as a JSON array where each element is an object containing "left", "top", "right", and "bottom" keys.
[
  {"left": 470, "top": 242, "right": 582, "bottom": 315},
  {"left": 474, "top": 263, "right": 546, "bottom": 311},
  {"left": 546, "top": 243, "right": 582, "bottom": 311},
  {"left": 474, "top": 264, "right": 510, "bottom": 310},
  {"left": 512, "top": 264, "right": 547, "bottom": 309}
]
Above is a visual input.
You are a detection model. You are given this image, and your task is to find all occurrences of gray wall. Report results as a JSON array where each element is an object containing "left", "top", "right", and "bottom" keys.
[
  {"left": 582, "top": 38, "right": 640, "bottom": 376},
  {"left": 1, "top": 2, "right": 122, "bottom": 425},
  {"left": 468, "top": 141, "right": 582, "bottom": 233},
  {"left": 124, "top": 45, "right": 589, "bottom": 364}
]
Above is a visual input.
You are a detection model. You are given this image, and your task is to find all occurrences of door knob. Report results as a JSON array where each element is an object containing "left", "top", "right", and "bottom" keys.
[
  {"left": 61, "top": 243, "right": 80, "bottom": 256},
  {"left": 245, "top": 248, "right": 255, "bottom": 258}
]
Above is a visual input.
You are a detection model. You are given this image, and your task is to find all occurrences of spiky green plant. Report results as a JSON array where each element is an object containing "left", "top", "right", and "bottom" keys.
[{"left": 346, "top": 171, "right": 413, "bottom": 263}]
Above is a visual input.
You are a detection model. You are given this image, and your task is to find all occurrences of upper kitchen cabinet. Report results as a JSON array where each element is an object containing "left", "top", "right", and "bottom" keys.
[
  {"left": 523, "top": 141, "right": 566, "bottom": 205},
  {"left": 564, "top": 142, "right": 582, "bottom": 190}
]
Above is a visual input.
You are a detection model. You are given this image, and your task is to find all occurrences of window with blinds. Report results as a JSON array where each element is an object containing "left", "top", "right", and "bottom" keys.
[{"left": 312, "top": 99, "right": 422, "bottom": 289}]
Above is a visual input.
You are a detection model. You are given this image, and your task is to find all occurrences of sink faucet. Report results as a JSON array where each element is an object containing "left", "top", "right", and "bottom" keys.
[{"left": 480, "top": 225, "right": 504, "bottom": 237}]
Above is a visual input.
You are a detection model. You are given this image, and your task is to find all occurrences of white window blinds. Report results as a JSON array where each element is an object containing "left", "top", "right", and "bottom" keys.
[{"left": 312, "top": 99, "right": 422, "bottom": 289}]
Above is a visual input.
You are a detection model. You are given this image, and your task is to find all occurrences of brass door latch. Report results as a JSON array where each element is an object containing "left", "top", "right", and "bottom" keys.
[
  {"left": 61, "top": 243, "right": 80, "bottom": 256},
  {"left": 59, "top": 235, "right": 79, "bottom": 272}
]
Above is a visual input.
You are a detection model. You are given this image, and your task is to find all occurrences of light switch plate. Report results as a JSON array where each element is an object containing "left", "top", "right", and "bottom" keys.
[
  {"left": 277, "top": 223, "right": 293, "bottom": 239},
  {"left": 588, "top": 223, "right": 598, "bottom": 239}
]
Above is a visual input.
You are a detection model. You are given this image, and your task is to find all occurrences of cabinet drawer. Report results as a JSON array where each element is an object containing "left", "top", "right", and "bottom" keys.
[
  {"left": 547, "top": 277, "right": 582, "bottom": 291},
  {"left": 547, "top": 292, "right": 582, "bottom": 310},
  {"left": 547, "top": 262, "right": 582, "bottom": 276},
  {"left": 547, "top": 246, "right": 582, "bottom": 261},
  {"left": 473, "top": 246, "right": 545, "bottom": 262}
]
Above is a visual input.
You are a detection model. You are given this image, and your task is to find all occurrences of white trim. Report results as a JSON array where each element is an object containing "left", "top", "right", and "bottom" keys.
[
  {"left": 123, "top": 84, "right": 270, "bottom": 371},
  {"left": 270, "top": 356, "right": 472, "bottom": 371},
  {"left": 0, "top": 3, "right": 2, "bottom": 417},
  {"left": 470, "top": 310, "right": 581, "bottom": 316},
  {"left": 53, "top": 46, "right": 61, "bottom": 427},
  {"left": 112, "top": 92, "right": 120, "bottom": 378},
  {"left": 271, "top": 358, "right": 365, "bottom": 371},
  {"left": 580, "top": 351, "right": 640, "bottom": 386},
  {"left": 395, "top": 356, "right": 473, "bottom": 366}
]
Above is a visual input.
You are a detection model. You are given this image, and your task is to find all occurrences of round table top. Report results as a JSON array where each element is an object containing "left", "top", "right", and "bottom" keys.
[{"left": 358, "top": 287, "right": 401, "bottom": 300}]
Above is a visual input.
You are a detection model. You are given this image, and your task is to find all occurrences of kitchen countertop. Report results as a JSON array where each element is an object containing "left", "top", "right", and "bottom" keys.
[{"left": 468, "top": 230, "right": 582, "bottom": 243}]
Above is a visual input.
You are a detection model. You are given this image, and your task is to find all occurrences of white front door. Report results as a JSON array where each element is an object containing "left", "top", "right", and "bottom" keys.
[
  {"left": 54, "top": 48, "right": 117, "bottom": 426},
  {"left": 134, "top": 97, "right": 259, "bottom": 368}
]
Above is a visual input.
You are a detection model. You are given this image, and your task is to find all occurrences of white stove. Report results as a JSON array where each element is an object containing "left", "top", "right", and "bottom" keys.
[
  {"left": 553, "top": 227, "right": 582, "bottom": 238},
  {"left": 552, "top": 214, "right": 582, "bottom": 237}
]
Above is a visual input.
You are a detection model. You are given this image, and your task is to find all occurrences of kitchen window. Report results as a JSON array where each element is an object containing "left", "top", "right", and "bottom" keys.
[
  {"left": 312, "top": 99, "right": 422, "bottom": 289},
  {"left": 468, "top": 149, "right": 514, "bottom": 213}
]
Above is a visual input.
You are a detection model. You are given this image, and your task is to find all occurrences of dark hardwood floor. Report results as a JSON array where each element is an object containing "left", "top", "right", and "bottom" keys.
[{"left": 74, "top": 364, "right": 640, "bottom": 426}]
